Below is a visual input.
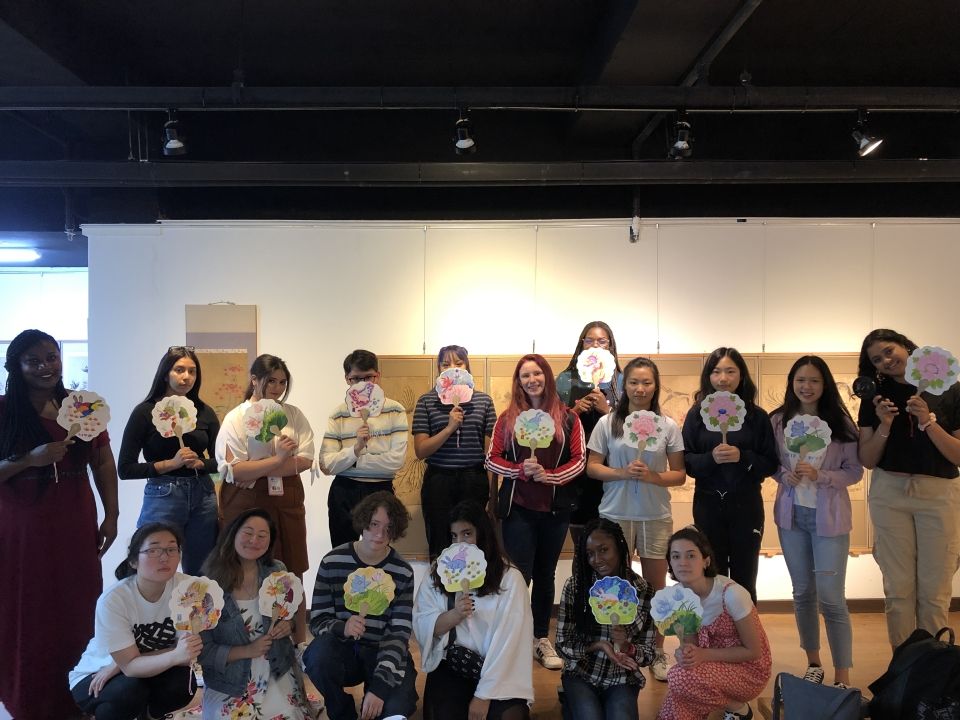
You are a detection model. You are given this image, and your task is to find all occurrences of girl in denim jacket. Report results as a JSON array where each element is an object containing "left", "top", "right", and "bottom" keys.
[{"left": 198, "top": 508, "right": 313, "bottom": 719}]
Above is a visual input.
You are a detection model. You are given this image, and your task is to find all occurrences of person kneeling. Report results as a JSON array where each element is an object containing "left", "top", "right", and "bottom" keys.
[{"left": 303, "top": 491, "right": 418, "bottom": 720}]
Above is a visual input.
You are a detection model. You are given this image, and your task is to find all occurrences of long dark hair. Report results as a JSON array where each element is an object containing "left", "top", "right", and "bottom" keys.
[
  {"left": 499, "top": 354, "right": 566, "bottom": 446},
  {"left": 694, "top": 347, "right": 758, "bottom": 408},
  {"left": 201, "top": 508, "right": 277, "bottom": 592},
  {"left": 0, "top": 329, "right": 67, "bottom": 459},
  {"left": 771, "top": 355, "right": 857, "bottom": 442},
  {"left": 858, "top": 328, "right": 918, "bottom": 390},
  {"left": 115, "top": 522, "right": 184, "bottom": 580},
  {"left": 244, "top": 354, "right": 292, "bottom": 403},
  {"left": 611, "top": 357, "right": 662, "bottom": 438},
  {"left": 563, "top": 321, "right": 622, "bottom": 375},
  {"left": 570, "top": 518, "right": 639, "bottom": 635},
  {"left": 431, "top": 500, "right": 511, "bottom": 598},
  {"left": 142, "top": 346, "right": 205, "bottom": 407}
]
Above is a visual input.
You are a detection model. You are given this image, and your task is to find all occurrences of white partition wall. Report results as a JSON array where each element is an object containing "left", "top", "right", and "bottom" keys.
[{"left": 84, "top": 217, "right": 960, "bottom": 599}]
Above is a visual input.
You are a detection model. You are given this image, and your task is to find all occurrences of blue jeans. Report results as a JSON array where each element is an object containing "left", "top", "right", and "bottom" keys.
[
  {"left": 560, "top": 673, "right": 638, "bottom": 720},
  {"left": 501, "top": 504, "right": 569, "bottom": 638},
  {"left": 137, "top": 475, "right": 218, "bottom": 576},
  {"left": 303, "top": 632, "right": 418, "bottom": 720},
  {"left": 778, "top": 504, "right": 853, "bottom": 669}
]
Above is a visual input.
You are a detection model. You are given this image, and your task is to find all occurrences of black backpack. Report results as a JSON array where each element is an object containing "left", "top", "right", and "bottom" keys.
[{"left": 869, "top": 627, "right": 960, "bottom": 719}]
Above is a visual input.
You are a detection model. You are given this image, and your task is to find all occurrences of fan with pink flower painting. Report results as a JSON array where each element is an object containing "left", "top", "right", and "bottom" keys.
[
  {"left": 906, "top": 345, "right": 959, "bottom": 397},
  {"left": 622, "top": 410, "right": 666, "bottom": 460},
  {"left": 435, "top": 368, "right": 475, "bottom": 408},
  {"left": 699, "top": 391, "right": 746, "bottom": 444}
]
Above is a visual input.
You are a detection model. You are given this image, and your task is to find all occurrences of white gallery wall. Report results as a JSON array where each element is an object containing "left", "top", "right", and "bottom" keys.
[{"left": 83, "top": 217, "right": 960, "bottom": 601}]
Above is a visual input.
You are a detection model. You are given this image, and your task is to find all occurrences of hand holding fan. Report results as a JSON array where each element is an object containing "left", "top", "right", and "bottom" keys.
[
  {"left": 906, "top": 345, "right": 959, "bottom": 396},
  {"left": 259, "top": 570, "right": 304, "bottom": 631},
  {"left": 169, "top": 575, "right": 225, "bottom": 691},
  {"left": 343, "top": 566, "right": 396, "bottom": 620},
  {"left": 589, "top": 576, "right": 640, "bottom": 650},
  {"left": 623, "top": 410, "right": 666, "bottom": 461},
  {"left": 577, "top": 347, "right": 616, "bottom": 388},
  {"left": 436, "top": 368, "right": 475, "bottom": 407},
  {"left": 243, "top": 399, "right": 288, "bottom": 443},
  {"left": 152, "top": 395, "right": 198, "bottom": 449},
  {"left": 784, "top": 414, "right": 832, "bottom": 470},
  {"left": 699, "top": 391, "right": 746, "bottom": 444},
  {"left": 438, "top": 543, "right": 487, "bottom": 616},
  {"left": 514, "top": 409, "right": 556, "bottom": 462},
  {"left": 346, "top": 381, "right": 385, "bottom": 424},
  {"left": 57, "top": 390, "right": 110, "bottom": 441},
  {"left": 651, "top": 584, "right": 703, "bottom": 645}
]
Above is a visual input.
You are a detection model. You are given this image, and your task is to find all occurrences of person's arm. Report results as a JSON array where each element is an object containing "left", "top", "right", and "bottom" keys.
[
  {"left": 554, "top": 579, "right": 587, "bottom": 663},
  {"left": 89, "top": 440, "right": 119, "bottom": 557},
  {"left": 368, "top": 566, "right": 415, "bottom": 702},
  {"left": 117, "top": 404, "right": 159, "bottom": 479},
  {"left": 737, "top": 410, "right": 779, "bottom": 481},
  {"left": 0, "top": 440, "right": 72, "bottom": 484},
  {"left": 474, "top": 568, "right": 534, "bottom": 701},
  {"left": 644, "top": 450, "right": 687, "bottom": 487},
  {"left": 586, "top": 450, "right": 628, "bottom": 482},
  {"left": 484, "top": 416, "right": 522, "bottom": 479},
  {"left": 200, "top": 408, "right": 220, "bottom": 475},
  {"left": 624, "top": 579, "right": 656, "bottom": 668},
  {"left": 111, "top": 634, "right": 200, "bottom": 677},
  {"left": 906, "top": 393, "right": 960, "bottom": 466},
  {"left": 811, "top": 437, "right": 864, "bottom": 489},
  {"left": 858, "top": 394, "right": 893, "bottom": 469},
  {"left": 681, "top": 410, "right": 717, "bottom": 478},
  {"left": 539, "top": 414, "right": 586, "bottom": 484},
  {"left": 355, "top": 405, "right": 408, "bottom": 474}
]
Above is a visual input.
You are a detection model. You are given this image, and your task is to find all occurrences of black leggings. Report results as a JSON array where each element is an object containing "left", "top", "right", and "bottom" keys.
[
  {"left": 71, "top": 666, "right": 194, "bottom": 720},
  {"left": 693, "top": 487, "right": 764, "bottom": 604},
  {"left": 421, "top": 465, "right": 489, "bottom": 560}
]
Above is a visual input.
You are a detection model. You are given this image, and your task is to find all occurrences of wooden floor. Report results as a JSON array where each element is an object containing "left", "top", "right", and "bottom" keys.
[{"left": 176, "top": 610, "right": 954, "bottom": 719}]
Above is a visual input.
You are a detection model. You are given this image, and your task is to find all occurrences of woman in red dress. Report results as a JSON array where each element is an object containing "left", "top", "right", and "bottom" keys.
[{"left": 0, "top": 329, "right": 119, "bottom": 720}]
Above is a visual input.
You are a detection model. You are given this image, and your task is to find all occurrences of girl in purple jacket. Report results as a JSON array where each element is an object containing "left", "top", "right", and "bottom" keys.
[{"left": 770, "top": 355, "right": 863, "bottom": 689}]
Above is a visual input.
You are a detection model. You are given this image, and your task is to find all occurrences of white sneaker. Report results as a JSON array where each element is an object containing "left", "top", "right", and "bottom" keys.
[
  {"left": 651, "top": 648, "right": 669, "bottom": 682},
  {"left": 534, "top": 637, "right": 563, "bottom": 670}
]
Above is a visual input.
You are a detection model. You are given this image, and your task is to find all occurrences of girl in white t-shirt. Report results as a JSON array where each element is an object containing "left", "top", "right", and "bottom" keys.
[
  {"left": 657, "top": 526, "right": 771, "bottom": 720},
  {"left": 69, "top": 522, "right": 202, "bottom": 720},
  {"left": 586, "top": 356, "right": 686, "bottom": 680}
]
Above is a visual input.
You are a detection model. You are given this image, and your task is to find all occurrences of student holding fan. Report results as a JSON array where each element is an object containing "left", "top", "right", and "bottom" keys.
[
  {"left": 681, "top": 348, "right": 778, "bottom": 604},
  {"left": 586, "top": 356, "right": 686, "bottom": 682},
  {"left": 413, "top": 345, "right": 498, "bottom": 561},
  {"left": 857, "top": 328, "right": 960, "bottom": 648},
  {"left": 770, "top": 355, "right": 862, "bottom": 688},
  {"left": 486, "top": 353, "right": 585, "bottom": 671},
  {"left": 118, "top": 345, "right": 219, "bottom": 575}
]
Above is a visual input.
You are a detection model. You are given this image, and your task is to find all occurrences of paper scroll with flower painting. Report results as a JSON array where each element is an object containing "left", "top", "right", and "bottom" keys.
[
  {"left": 906, "top": 346, "right": 959, "bottom": 396},
  {"left": 699, "top": 391, "right": 746, "bottom": 444},
  {"left": 622, "top": 410, "right": 666, "bottom": 461},
  {"left": 577, "top": 347, "right": 616, "bottom": 389},
  {"left": 651, "top": 585, "right": 703, "bottom": 644},
  {"left": 784, "top": 414, "right": 832, "bottom": 470}
]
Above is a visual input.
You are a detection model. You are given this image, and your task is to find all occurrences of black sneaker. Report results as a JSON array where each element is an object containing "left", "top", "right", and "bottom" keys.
[
  {"left": 803, "top": 664, "right": 825, "bottom": 684},
  {"left": 722, "top": 706, "right": 753, "bottom": 720}
]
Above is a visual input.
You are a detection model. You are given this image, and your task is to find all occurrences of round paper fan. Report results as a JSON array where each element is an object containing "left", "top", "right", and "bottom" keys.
[{"left": 57, "top": 390, "right": 110, "bottom": 441}]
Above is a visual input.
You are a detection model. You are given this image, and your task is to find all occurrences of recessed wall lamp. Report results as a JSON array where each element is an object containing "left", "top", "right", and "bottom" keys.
[
  {"left": 163, "top": 109, "right": 186, "bottom": 156},
  {"left": 454, "top": 111, "right": 476, "bottom": 155},
  {"left": 668, "top": 114, "right": 693, "bottom": 159},
  {"left": 852, "top": 110, "right": 882, "bottom": 157}
]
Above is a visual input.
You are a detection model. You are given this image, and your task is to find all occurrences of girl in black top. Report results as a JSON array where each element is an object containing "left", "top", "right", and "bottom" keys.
[
  {"left": 118, "top": 346, "right": 220, "bottom": 575},
  {"left": 681, "top": 347, "right": 777, "bottom": 604}
]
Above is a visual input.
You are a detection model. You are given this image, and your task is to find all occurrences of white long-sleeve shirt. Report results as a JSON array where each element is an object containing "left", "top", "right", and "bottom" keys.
[
  {"left": 413, "top": 565, "right": 534, "bottom": 703},
  {"left": 215, "top": 400, "right": 315, "bottom": 484},
  {"left": 320, "top": 398, "right": 408, "bottom": 480}
]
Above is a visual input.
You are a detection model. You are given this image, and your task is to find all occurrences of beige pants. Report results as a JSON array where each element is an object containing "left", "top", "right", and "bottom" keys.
[{"left": 869, "top": 467, "right": 960, "bottom": 647}]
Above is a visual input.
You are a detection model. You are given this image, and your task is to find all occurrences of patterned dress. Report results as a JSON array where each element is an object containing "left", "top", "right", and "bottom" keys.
[
  {"left": 658, "top": 582, "right": 772, "bottom": 720},
  {"left": 202, "top": 598, "right": 311, "bottom": 720}
]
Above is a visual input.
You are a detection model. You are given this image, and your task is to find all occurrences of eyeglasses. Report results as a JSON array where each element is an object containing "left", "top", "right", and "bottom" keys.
[
  {"left": 347, "top": 373, "right": 378, "bottom": 384},
  {"left": 581, "top": 337, "right": 610, "bottom": 348},
  {"left": 139, "top": 547, "right": 182, "bottom": 559},
  {"left": 168, "top": 345, "right": 196, "bottom": 353}
]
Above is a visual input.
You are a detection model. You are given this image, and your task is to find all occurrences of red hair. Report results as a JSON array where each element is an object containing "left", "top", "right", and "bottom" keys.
[{"left": 499, "top": 354, "right": 567, "bottom": 446}]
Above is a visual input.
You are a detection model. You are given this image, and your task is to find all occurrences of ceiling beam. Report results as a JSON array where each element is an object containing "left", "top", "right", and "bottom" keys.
[
  {"left": 0, "top": 86, "right": 959, "bottom": 112},
  {"left": 1, "top": 159, "right": 958, "bottom": 187}
]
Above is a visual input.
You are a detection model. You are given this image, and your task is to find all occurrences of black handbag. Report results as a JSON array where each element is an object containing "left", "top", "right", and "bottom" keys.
[{"left": 445, "top": 593, "right": 484, "bottom": 681}]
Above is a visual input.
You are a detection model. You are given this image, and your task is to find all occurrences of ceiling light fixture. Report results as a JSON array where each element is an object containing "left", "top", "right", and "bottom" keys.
[
  {"left": 0, "top": 249, "right": 41, "bottom": 263},
  {"left": 163, "top": 109, "right": 186, "bottom": 156},
  {"left": 852, "top": 110, "right": 882, "bottom": 157},
  {"left": 668, "top": 114, "right": 693, "bottom": 159},
  {"left": 454, "top": 111, "right": 476, "bottom": 155}
]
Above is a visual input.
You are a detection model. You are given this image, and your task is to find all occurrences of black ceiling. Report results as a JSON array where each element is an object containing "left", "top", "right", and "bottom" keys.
[{"left": 1, "top": 0, "right": 959, "bottom": 237}]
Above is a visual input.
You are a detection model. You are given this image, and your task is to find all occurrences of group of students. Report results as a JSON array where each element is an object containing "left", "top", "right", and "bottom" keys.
[{"left": 0, "top": 321, "right": 957, "bottom": 720}]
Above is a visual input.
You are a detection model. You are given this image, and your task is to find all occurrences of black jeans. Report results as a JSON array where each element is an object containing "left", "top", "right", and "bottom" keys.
[
  {"left": 327, "top": 475, "right": 394, "bottom": 548},
  {"left": 71, "top": 666, "right": 194, "bottom": 720},
  {"left": 421, "top": 464, "right": 489, "bottom": 560},
  {"left": 693, "top": 486, "right": 764, "bottom": 603},
  {"left": 423, "top": 659, "right": 529, "bottom": 720}
]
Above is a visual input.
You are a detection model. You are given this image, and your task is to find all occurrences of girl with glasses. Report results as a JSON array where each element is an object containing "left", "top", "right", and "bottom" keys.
[
  {"left": 70, "top": 523, "right": 202, "bottom": 720},
  {"left": 0, "top": 329, "right": 119, "bottom": 720},
  {"left": 118, "top": 346, "right": 219, "bottom": 575}
]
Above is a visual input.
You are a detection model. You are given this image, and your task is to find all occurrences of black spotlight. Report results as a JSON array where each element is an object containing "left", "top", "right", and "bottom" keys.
[
  {"left": 668, "top": 118, "right": 693, "bottom": 159},
  {"left": 163, "top": 110, "right": 186, "bottom": 156},
  {"left": 454, "top": 116, "right": 476, "bottom": 155}
]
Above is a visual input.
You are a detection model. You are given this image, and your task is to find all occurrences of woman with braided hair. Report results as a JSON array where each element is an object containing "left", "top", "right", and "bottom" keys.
[{"left": 0, "top": 329, "right": 119, "bottom": 720}]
